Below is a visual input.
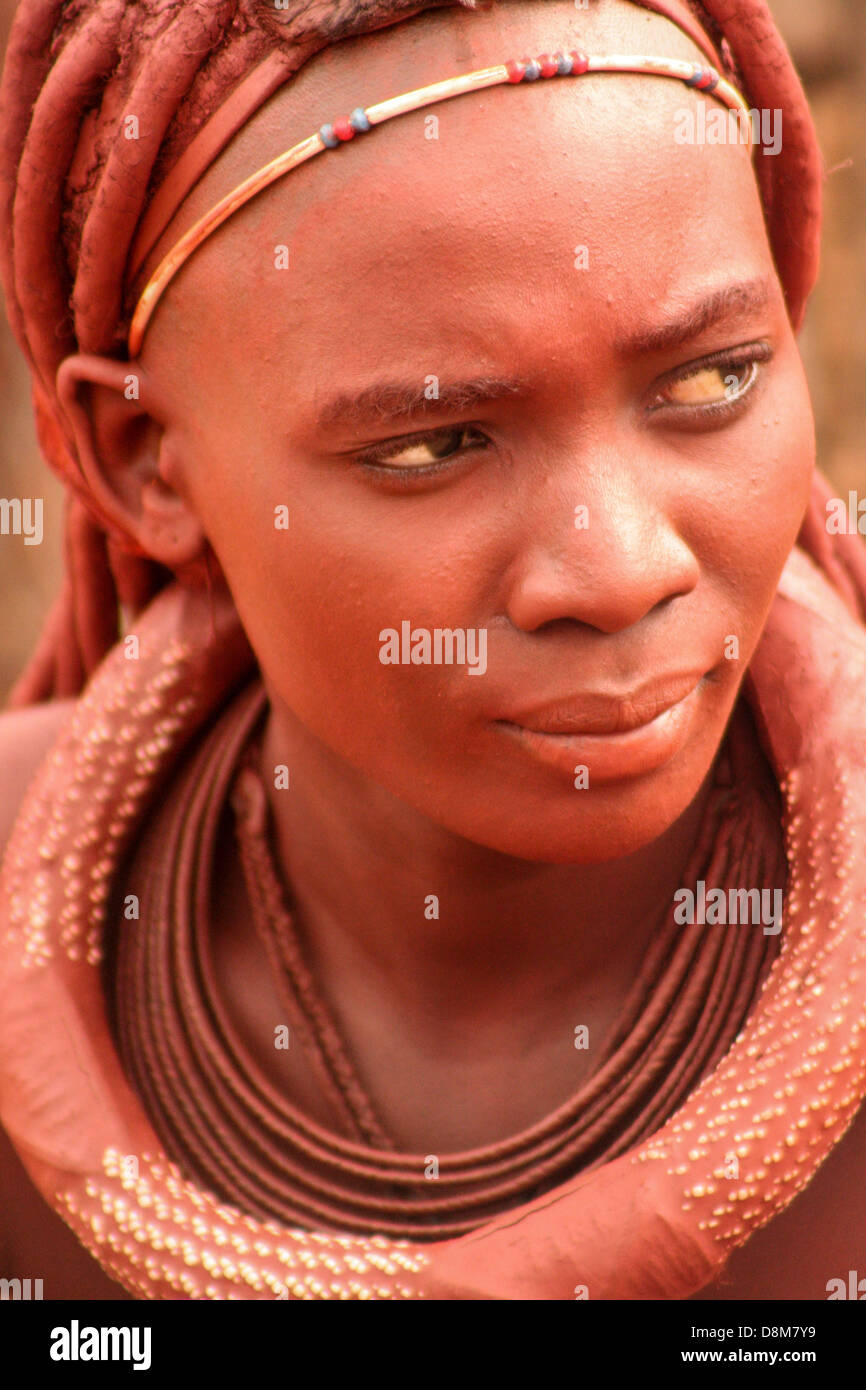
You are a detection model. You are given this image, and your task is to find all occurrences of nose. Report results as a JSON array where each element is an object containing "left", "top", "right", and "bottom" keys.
[{"left": 502, "top": 455, "right": 700, "bottom": 635}]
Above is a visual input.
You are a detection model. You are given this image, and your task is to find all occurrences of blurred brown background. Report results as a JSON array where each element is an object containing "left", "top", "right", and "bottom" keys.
[{"left": 1, "top": 0, "right": 864, "bottom": 700}]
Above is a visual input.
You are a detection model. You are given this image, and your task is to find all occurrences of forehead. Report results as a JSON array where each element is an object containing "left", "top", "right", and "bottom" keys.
[{"left": 141, "top": 0, "right": 777, "bottom": 377}]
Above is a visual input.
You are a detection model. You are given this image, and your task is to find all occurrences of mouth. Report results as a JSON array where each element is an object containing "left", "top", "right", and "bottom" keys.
[{"left": 494, "top": 672, "right": 707, "bottom": 784}]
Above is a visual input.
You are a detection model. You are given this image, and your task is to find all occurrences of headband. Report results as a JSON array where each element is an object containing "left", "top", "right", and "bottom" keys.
[
  {"left": 127, "top": 47, "right": 753, "bottom": 357},
  {"left": 122, "top": 0, "right": 730, "bottom": 300}
]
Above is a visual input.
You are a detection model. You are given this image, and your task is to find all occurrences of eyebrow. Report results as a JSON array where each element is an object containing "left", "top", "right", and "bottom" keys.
[
  {"left": 314, "top": 375, "right": 529, "bottom": 432},
  {"left": 622, "top": 277, "right": 776, "bottom": 357},
  {"left": 313, "top": 278, "right": 777, "bottom": 433}
]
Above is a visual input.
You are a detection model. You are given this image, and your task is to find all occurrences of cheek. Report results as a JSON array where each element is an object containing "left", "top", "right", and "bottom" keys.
[
  {"left": 199, "top": 461, "right": 466, "bottom": 748},
  {"left": 692, "top": 355, "right": 815, "bottom": 636}
]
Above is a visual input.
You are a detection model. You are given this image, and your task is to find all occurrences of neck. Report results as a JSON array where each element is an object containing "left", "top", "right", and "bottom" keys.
[{"left": 259, "top": 692, "right": 718, "bottom": 1033}]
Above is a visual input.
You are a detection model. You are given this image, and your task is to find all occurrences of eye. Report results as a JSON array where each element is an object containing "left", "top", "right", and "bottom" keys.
[
  {"left": 663, "top": 359, "right": 758, "bottom": 405},
  {"left": 649, "top": 344, "right": 772, "bottom": 419},
  {"left": 353, "top": 423, "right": 489, "bottom": 474}
]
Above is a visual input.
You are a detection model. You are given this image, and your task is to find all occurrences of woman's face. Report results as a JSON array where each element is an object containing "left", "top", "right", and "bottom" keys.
[{"left": 140, "top": 0, "right": 815, "bottom": 863}]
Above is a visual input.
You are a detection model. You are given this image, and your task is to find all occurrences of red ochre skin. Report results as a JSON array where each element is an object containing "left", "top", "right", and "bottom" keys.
[{"left": 1, "top": 1, "right": 862, "bottom": 1298}]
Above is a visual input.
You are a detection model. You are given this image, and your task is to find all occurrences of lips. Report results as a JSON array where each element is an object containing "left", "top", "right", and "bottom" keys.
[
  {"left": 493, "top": 671, "right": 708, "bottom": 784},
  {"left": 496, "top": 672, "right": 706, "bottom": 738}
]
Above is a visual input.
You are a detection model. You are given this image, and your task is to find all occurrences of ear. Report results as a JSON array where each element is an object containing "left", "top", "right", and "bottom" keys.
[{"left": 55, "top": 353, "right": 207, "bottom": 572}]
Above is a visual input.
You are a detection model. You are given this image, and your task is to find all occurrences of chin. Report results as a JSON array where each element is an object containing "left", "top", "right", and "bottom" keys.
[{"left": 436, "top": 767, "right": 714, "bottom": 866}]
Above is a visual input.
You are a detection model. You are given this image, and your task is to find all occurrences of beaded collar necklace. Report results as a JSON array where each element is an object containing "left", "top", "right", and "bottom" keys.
[
  {"left": 111, "top": 676, "right": 785, "bottom": 1240},
  {"left": 127, "top": 48, "right": 752, "bottom": 355}
]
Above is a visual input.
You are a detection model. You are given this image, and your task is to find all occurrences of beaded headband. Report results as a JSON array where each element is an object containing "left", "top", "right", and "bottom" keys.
[{"left": 127, "top": 50, "right": 752, "bottom": 357}]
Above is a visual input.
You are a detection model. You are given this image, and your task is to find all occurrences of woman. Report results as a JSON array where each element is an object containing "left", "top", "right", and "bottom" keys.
[{"left": 1, "top": 0, "right": 865, "bottom": 1301}]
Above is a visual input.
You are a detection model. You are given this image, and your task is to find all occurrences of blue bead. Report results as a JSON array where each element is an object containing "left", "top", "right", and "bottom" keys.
[
  {"left": 685, "top": 66, "right": 703, "bottom": 88},
  {"left": 524, "top": 59, "right": 541, "bottom": 81},
  {"left": 556, "top": 52, "right": 573, "bottom": 75},
  {"left": 349, "top": 107, "right": 371, "bottom": 133},
  {"left": 319, "top": 124, "right": 339, "bottom": 148}
]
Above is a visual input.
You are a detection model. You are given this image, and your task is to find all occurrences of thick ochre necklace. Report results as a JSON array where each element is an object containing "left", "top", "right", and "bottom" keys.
[{"left": 112, "top": 679, "right": 784, "bottom": 1241}]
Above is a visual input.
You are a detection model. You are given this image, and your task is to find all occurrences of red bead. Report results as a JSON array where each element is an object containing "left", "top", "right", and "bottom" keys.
[
  {"left": 505, "top": 58, "right": 526, "bottom": 83},
  {"left": 538, "top": 53, "right": 558, "bottom": 78},
  {"left": 333, "top": 117, "right": 356, "bottom": 141},
  {"left": 570, "top": 50, "right": 589, "bottom": 74}
]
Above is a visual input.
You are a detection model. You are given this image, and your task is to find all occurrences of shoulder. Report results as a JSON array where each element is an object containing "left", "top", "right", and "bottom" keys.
[
  {"left": 0, "top": 698, "right": 75, "bottom": 854},
  {"left": 0, "top": 699, "right": 68, "bottom": 1267},
  {"left": 692, "top": 1095, "right": 866, "bottom": 1300},
  {"left": 0, "top": 695, "right": 130, "bottom": 1297},
  {"left": 777, "top": 545, "right": 866, "bottom": 655},
  {"left": 0, "top": 1114, "right": 130, "bottom": 1298}
]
